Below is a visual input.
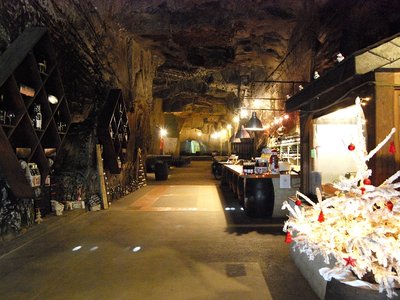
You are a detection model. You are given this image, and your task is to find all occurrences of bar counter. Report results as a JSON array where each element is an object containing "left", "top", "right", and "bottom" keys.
[{"left": 221, "top": 164, "right": 300, "bottom": 218}]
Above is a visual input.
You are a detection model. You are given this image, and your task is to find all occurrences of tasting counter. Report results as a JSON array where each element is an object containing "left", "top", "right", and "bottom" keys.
[{"left": 221, "top": 164, "right": 300, "bottom": 218}]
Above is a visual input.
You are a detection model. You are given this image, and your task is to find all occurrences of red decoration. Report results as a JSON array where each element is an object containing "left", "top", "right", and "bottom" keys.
[
  {"left": 295, "top": 199, "right": 302, "bottom": 206},
  {"left": 387, "top": 201, "right": 394, "bottom": 212},
  {"left": 344, "top": 256, "right": 357, "bottom": 267},
  {"left": 360, "top": 187, "right": 366, "bottom": 194},
  {"left": 363, "top": 178, "right": 372, "bottom": 185},
  {"left": 389, "top": 141, "right": 396, "bottom": 154},
  {"left": 348, "top": 143, "right": 355, "bottom": 151},
  {"left": 285, "top": 231, "right": 293, "bottom": 243},
  {"left": 318, "top": 210, "right": 325, "bottom": 222}
]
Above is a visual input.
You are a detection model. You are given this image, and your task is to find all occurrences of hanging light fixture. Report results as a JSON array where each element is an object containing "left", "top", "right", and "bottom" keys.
[
  {"left": 244, "top": 112, "right": 264, "bottom": 131},
  {"left": 235, "top": 125, "right": 251, "bottom": 139}
]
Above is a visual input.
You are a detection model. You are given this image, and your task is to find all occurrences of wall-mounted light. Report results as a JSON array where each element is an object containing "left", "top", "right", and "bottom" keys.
[
  {"left": 48, "top": 95, "right": 58, "bottom": 104},
  {"left": 160, "top": 128, "right": 167, "bottom": 137}
]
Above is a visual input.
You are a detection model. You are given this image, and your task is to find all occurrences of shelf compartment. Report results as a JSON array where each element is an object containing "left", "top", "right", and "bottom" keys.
[
  {"left": 0, "top": 127, "right": 35, "bottom": 198},
  {"left": 32, "top": 34, "right": 57, "bottom": 74},
  {"left": 54, "top": 99, "right": 71, "bottom": 134},
  {"left": 40, "top": 119, "right": 61, "bottom": 149},
  {"left": 44, "top": 68, "right": 64, "bottom": 111},
  {"left": 97, "top": 89, "right": 129, "bottom": 174},
  {"left": 9, "top": 114, "right": 39, "bottom": 150}
]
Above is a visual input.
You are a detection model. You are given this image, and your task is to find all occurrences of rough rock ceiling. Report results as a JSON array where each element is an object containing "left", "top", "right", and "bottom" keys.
[{"left": 94, "top": 0, "right": 303, "bottom": 116}]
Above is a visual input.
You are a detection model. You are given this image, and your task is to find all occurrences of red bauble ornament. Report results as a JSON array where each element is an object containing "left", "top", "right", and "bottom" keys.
[
  {"left": 387, "top": 201, "right": 394, "bottom": 211},
  {"left": 285, "top": 231, "right": 293, "bottom": 243},
  {"left": 360, "top": 187, "right": 366, "bottom": 194},
  {"left": 318, "top": 210, "right": 325, "bottom": 222},
  {"left": 363, "top": 178, "right": 372, "bottom": 185},
  {"left": 348, "top": 143, "right": 355, "bottom": 151},
  {"left": 295, "top": 199, "right": 302, "bottom": 206}
]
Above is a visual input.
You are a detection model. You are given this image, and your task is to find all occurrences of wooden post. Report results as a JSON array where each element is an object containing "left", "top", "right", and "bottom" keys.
[{"left": 96, "top": 144, "right": 109, "bottom": 209}]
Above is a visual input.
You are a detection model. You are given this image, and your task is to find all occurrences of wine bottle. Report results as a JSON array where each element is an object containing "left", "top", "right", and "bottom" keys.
[{"left": 35, "top": 104, "right": 42, "bottom": 130}]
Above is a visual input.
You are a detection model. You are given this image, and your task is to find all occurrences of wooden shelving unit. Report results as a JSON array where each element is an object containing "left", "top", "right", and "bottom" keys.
[
  {"left": 0, "top": 27, "right": 71, "bottom": 198},
  {"left": 97, "top": 89, "right": 130, "bottom": 174}
]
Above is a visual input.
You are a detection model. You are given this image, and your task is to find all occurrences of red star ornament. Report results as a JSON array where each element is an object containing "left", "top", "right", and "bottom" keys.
[
  {"left": 344, "top": 256, "right": 356, "bottom": 267},
  {"left": 360, "top": 187, "right": 366, "bottom": 195},
  {"left": 387, "top": 201, "right": 394, "bottom": 211},
  {"left": 295, "top": 199, "right": 302, "bottom": 206}
]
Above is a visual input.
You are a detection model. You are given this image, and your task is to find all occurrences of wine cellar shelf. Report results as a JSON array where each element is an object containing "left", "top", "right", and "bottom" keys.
[
  {"left": 0, "top": 27, "right": 71, "bottom": 198},
  {"left": 97, "top": 89, "right": 130, "bottom": 174}
]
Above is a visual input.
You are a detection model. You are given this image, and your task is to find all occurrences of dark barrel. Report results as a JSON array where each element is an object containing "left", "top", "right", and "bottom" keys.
[
  {"left": 154, "top": 161, "right": 169, "bottom": 181},
  {"left": 244, "top": 178, "right": 274, "bottom": 218}
]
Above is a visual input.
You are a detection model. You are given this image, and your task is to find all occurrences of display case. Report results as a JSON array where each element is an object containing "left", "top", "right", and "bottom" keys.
[
  {"left": 0, "top": 27, "right": 71, "bottom": 198},
  {"left": 272, "top": 135, "right": 300, "bottom": 168},
  {"left": 97, "top": 89, "right": 130, "bottom": 174}
]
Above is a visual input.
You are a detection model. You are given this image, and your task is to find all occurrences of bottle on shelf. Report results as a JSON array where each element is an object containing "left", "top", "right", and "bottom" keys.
[
  {"left": 0, "top": 95, "right": 5, "bottom": 124},
  {"left": 34, "top": 104, "right": 42, "bottom": 130},
  {"left": 117, "top": 156, "right": 122, "bottom": 169},
  {"left": 38, "top": 60, "right": 47, "bottom": 74},
  {"left": 6, "top": 112, "right": 15, "bottom": 125}
]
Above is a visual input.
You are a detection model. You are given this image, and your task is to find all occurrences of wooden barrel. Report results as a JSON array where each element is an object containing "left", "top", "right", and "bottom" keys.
[
  {"left": 236, "top": 176, "right": 245, "bottom": 206},
  {"left": 244, "top": 178, "right": 274, "bottom": 218}
]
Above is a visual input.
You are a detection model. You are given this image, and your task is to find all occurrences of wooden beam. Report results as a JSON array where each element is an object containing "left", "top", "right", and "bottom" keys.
[{"left": 96, "top": 144, "right": 109, "bottom": 210}]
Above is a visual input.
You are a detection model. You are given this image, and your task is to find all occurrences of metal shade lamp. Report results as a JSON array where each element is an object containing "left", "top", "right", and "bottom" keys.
[
  {"left": 244, "top": 112, "right": 264, "bottom": 131},
  {"left": 235, "top": 125, "right": 251, "bottom": 139},
  {"left": 230, "top": 125, "right": 250, "bottom": 143}
]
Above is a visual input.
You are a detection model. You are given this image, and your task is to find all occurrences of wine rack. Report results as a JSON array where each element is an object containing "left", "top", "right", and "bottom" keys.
[
  {"left": 0, "top": 27, "right": 71, "bottom": 198},
  {"left": 97, "top": 89, "right": 130, "bottom": 174}
]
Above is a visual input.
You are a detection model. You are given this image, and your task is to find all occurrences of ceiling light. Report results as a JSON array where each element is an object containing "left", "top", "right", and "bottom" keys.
[
  {"left": 244, "top": 112, "right": 264, "bottom": 131},
  {"left": 235, "top": 125, "right": 251, "bottom": 139}
]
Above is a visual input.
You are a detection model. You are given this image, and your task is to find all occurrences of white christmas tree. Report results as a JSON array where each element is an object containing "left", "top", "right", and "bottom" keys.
[{"left": 282, "top": 97, "right": 400, "bottom": 298}]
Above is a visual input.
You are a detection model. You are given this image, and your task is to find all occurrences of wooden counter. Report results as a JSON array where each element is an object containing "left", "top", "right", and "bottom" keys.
[{"left": 221, "top": 164, "right": 300, "bottom": 218}]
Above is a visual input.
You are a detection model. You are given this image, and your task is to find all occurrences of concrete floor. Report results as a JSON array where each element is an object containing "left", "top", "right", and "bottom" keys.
[{"left": 0, "top": 161, "right": 318, "bottom": 300}]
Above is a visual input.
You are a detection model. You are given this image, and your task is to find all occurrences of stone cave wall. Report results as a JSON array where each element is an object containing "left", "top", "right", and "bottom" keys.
[{"left": 0, "top": 0, "right": 161, "bottom": 236}]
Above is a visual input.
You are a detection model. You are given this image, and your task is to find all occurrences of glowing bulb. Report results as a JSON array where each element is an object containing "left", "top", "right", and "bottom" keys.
[
  {"left": 254, "top": 99, "right": 261, "bottom": 109},
  {"left": 160, "top": 128, "right": 167, "bottom": 137},
  {"left": 226, "top": 124, "right": 232, "bottom": 130},
  {"left": 284, "top": 114, "right": 289, "bottom": 120},
  {"left": 72, "top": 246, "right": 82, "bottom": 252},
  {"left": 233, "top": 116, "right": 240, "bottom": 123},
  {"left": 240, "top": 108, "right": 248, "bottom": 119},
  {"left": 132, "top": 246, "right": 141, "bottom": 252},
  {"left": 197, "top": 131, "right": 202, "bottom": 137}
]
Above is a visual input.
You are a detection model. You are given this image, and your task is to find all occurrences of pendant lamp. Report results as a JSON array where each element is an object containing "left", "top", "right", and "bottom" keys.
[
  {"left": 235, "top": 125, "right": 251, "bottom": 139},
  {"left": 244, "top": 112, "right": 264, "bottom": 131}
]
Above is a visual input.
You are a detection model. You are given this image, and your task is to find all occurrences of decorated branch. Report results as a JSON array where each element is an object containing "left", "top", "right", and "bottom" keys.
[{"left": 282, "top": 97, "right": 400, "bottom": 298}]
